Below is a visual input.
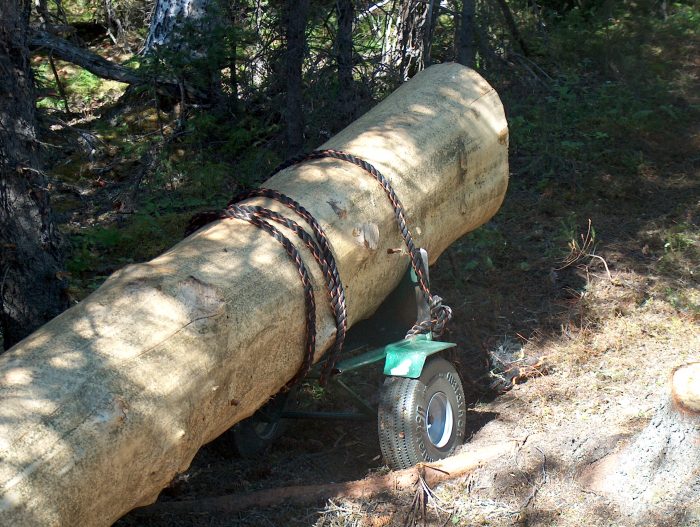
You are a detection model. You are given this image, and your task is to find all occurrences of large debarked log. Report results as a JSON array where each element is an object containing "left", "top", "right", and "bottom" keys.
[{"left": 0, "top": 63, "right": 508, "bottom": 526}]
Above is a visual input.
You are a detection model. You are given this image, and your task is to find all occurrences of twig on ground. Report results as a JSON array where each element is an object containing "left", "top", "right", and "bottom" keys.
[
  {"left": 130, "top": 442, "right": 512, "bottom": 518},
  {"left": 556, "top": 219, "right": 612, "bottom": 280},
  {"left": 519, "top": 446, "right": 548, "bottom": 510}
]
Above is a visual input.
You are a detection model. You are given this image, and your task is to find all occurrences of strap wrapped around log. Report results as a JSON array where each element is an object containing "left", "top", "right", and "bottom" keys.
[{"left": 0, "top": 63, "right": 508, "bottom": 526}]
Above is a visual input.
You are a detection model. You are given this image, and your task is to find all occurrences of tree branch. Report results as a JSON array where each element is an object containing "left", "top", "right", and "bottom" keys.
[
  {"left": 131, "top": 442, "right": 512, "bottom": 517},
  {"left": 29, "top": 29, "right": 142, "bottom": 84},
  {"left": 28, "top": 29, "right": 207, "bottom": 100}
]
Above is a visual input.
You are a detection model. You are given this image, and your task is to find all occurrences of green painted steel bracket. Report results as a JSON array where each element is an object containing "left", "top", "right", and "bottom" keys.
[
  {"left": 334, "top": 346, "right": 386, "bottom": 373},
  {"left": 333, "top": 335, "right": 456, "bottom": 379},
  {"left": 383, "top": 334, "right": 456, "bottom": 378}
]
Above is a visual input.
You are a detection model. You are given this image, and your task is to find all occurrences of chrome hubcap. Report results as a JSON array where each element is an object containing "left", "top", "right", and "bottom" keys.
[{"left": 426, "top": 392, "right": 453, "bottom": 448}]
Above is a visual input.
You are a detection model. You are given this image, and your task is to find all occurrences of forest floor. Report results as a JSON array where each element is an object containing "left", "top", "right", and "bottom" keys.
[{"left": 31, "top": 6, "right": 699, "bottom": 527}]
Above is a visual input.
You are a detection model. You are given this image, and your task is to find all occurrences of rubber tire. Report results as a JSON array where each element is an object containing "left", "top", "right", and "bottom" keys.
[
  {"left": 232, "top": 394, "right": 288, "bottom": 457},
  {"left": 378, "top": 357, "right": 466, "bottom": 470}
]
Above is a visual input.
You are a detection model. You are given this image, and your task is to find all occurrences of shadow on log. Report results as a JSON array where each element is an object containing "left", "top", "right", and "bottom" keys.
[{"left": 0, "top": 63, "right": 508, "bottom": 526}]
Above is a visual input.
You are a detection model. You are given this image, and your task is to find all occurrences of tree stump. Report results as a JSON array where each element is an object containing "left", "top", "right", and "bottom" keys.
[{"left": 587, "top": 362, "right": 700, "bottom": 523}]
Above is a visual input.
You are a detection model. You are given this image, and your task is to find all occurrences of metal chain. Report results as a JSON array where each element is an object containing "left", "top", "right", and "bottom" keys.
[{"left": 185, "top": 148, "right": 452, "bottom": 387}]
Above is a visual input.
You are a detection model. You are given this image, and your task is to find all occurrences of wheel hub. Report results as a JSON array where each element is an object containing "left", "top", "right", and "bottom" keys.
[{"left": 426, "top": 391, "right": 454, "bottom": 448}]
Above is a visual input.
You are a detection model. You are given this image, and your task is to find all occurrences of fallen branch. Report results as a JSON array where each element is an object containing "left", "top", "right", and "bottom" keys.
[
  {"left": 132, "top": 442, "right": 512, "bottom": 516},
  {"left": 30, "top": 29, "right": 142, "bottom": 84},
  {"left": 28, "top": 29, "right": 207, "bottom": 100}
]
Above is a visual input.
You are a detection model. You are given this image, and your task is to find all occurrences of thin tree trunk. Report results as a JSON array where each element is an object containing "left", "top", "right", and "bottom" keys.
[
  {"left": 144, "top": 0, "right": 213, "bottom": 53},
  {"left": 143, "top": 0, "right": 224, "bottom": 101},
  {"left": 34, "top": 0, "right": 51, "bottom": 27},
  {"left": 284, "top": 0, "right": 309, "bottom": 156},
  {"left": 337, "top": 0, "right": 355, "bottom": 123},
  {"left": 380, "top": 3, "right": 398, "bottom": 73},
  {"left": 397, "top": 0, "right": 430, "bottom": 80},
  {"left": 227, "top": 4, "right": 239, "bottom": 114},
  {"left": 229, "top": 31, "right": 239, "bottom": 113},
  {"left": 423, "top": 0, "right": 440, "bottom": 67},
  {"left": 103, "top": 0, "right": 125, "bottom": 47},
  {"left": 456, "top": 0, "right": 476, "bottom": 67},
  {"left": 493, "top": 0, "right": 529, "bottom": 56},
  {"left": 0, "top": 0, "right": 66, "bottom": 349}
]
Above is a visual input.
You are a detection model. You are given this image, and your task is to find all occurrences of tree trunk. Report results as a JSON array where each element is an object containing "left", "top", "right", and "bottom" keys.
[
  {"left": 0, "top": 64, "right": 509, "bottom": 527},
  {"left": 0, "top": 0, "right": 67, "bottom": 350},
  {"left": 283, "top": 0, "right": 309, "bottom": 156},
  {"left": 144, "top": 0, "right": 214, "bottom": 53},
  {"left": 397, "top": 0, "right": 431, "bottom": 80},
  {"left": 456, "top": 0, "right": 476, "bottom": 67},
  {"left": 103, "top": 0, "right": 126, "bottom": 47},
  {"left": 423, "top": 0, "right": 440, "bottom": 67},
  {"left": 493, "top": 0, "right": 529, "bottom": 56},
  {"left": 337, "top": 0, "right": 355, "bottom": 124},
  {"left": 34, "top": 0, "right": 51, "bottom": 27},
  {"left": 586, "top": 362, "right": 700, "bottom": 524},
  {"left": 226, "top": 2, "right": 240, "bottom": 115},
  {"left": 143, "top": 0, "right": 224, "bottom": 101}
]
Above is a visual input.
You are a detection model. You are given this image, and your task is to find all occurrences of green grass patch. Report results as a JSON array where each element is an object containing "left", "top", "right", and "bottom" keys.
[{"left": 66, "top": 211, "right": 189, "bottom": 297}]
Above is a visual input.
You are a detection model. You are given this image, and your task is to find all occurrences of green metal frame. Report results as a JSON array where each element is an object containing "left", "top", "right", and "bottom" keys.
[
  {"left": 280, "top": 247, "right": 456, "bottom": 421},
  {"left": 335, "top": 333, "right": 456, "bottom": 379},
  {"left": 282, "top": 337, "right": 455, "bottom": 421},
  {"left": 382, "top": 335, "right": 456, "bottom": 378}
]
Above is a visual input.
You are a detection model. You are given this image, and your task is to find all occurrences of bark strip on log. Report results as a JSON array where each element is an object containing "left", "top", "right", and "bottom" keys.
[{"left": 0, "top": 63, "right": 508, "bottom": 527}]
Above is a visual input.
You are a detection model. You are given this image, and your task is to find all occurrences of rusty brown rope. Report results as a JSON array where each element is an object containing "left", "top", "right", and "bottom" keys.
[
  {"left": 271, "top": 149, "right": 452, "bottom": 339},
  {"left": 185, "top": 149, "right": 452, "bottom": 387}
]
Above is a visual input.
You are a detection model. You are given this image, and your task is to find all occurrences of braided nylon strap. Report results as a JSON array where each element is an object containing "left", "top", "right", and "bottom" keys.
[
  {"left": 185, "top": 149, "right": 452, "bottom": 387},
  {"left": 273, "top": 149, "right": 453, "bottom": 340}
]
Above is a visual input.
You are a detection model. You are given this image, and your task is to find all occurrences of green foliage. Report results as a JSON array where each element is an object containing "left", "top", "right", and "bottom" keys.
[
  {"left": 664, "top": 287, "right": 700, "bottom": 317},
  {"left": 663, "top": 225, "right": 695, "bottom": 255},
  {"left": 507, "top": 1, "right": 700, "bottom": 199},
  {"left": 72, "top": 69, "right": 102, "bottom": 100},
  {"left": 66, "top": 211, "right": 189, "bottom": 290},
  {"left": 159, "top": 111, "right": 283, "bottom": 198},
  {"left": 453, "top": 224, "right": 507, "bottom": 273},
  {"left": 656, "top": 223, "right": 699, "bottom": 284},
  {"left": 34, "top": 59, "right": 124, "bottom": 112}
]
